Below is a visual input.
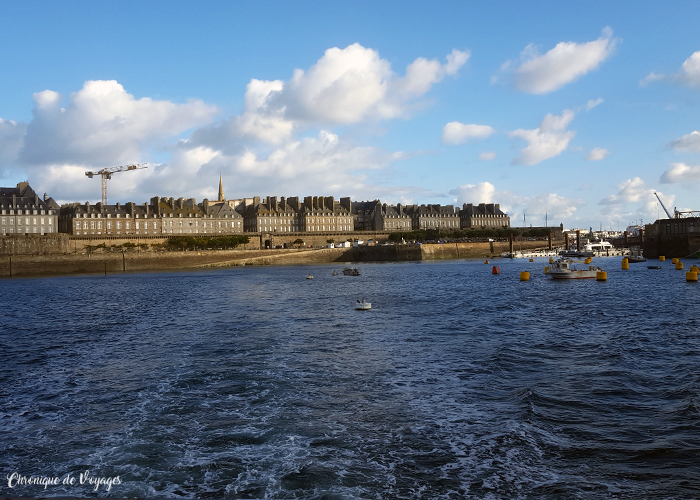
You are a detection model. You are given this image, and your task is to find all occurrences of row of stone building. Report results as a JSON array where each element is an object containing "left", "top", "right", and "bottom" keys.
[{"left": 1, "top": 181, "right": 510, "bottom": 237}]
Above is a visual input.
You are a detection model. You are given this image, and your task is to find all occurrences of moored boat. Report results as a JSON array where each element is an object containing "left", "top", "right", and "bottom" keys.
[
  {"left": 343, "top": 268, "right": 360, "bottom": 276},
  {"left": 355, "top": 298, "right": 371, "bottom": 310},
  {"left": 547, "top": 258, "right": 603, "bottom": 280}
]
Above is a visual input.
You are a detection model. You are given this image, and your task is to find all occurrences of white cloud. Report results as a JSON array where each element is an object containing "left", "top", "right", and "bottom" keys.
[
  {"left": 669, "top": 131, "right": 700, "bottom": 153},
  {"left": 586, "top": 98, "right": 604, "bottom": 110},
  {"left": 0, "top": 118, "right": 26, "bottom": 169},
  {"left": 258, "top": 43, "right": 469, "bottom": 127},
  {"left": 14, "top": 80, "right": 218, "bottom": 169},
  {"left": 441, "top": 122, "right": 494, "bottom": 145},
  {"left": 586, "top": 147, "right": 610, "bottom": 161},
  {"left": 598, "top": 177, "right": 670, "bottom": 216},
  {"left": 449, "top": 181, "right": 581, "bottom": 221},
  {"left": 660, "top": 163, "right": 700, "bottom": 183},
  {"left": 642, "top": 50, "right": 700, "bottom": 88},
  {"left": 510, "top": 109, "right": 576, "bottom": 165},
  {"left": 2, "top": 43, "right": 470, "bottom": 203},
  {"left": 509, "top": 28, "right": 617, "bottom": 94},
  {"left": 479, "top": 152, "right": 496, "bottom": 161},
  {"left": 186, "top": 44, "right": 470, "bottom": 150},
  {"left": 449, "top": 182, "right": 496, "bottom": 204}
]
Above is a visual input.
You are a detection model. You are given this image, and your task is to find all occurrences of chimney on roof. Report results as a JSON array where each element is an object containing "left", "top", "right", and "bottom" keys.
[
  {"left": 86, "top": 201, "right": 90, "bottom": 211},
  {"left": 96, "top": 202, "right": 103, "bottom": 213},
  {"left": 44, "top": 193, "right": 48, "bottom": 202},
  {"left": 116, "top": 202, "right": 120, "bottom": 210}
]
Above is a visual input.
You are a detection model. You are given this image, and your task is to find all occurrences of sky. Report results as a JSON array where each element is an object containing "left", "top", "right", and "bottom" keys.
[{"left": 1, "top": 1, "right": 699, "bottom": 230}]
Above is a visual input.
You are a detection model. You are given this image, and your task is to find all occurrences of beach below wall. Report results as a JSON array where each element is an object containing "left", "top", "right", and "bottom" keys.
[{"left": 0, "top": 240, "right": 561, "bottom": 278}]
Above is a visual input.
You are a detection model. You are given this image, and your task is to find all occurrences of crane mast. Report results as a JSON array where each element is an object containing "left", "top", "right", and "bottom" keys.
[
  {"left": 85, "top": 163, "right": 148, "bottom": 208},
  {"left": 653, "top": 192, "right": 674, "bottom": 219}
]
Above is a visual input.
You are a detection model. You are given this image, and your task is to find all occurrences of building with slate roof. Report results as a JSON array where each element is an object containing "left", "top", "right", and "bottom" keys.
[
  {"left": 405, "top": 204, "right": 460, "bottom": 231},
  {"left": 460, "top": 203, "right": 510, "bottom": 229},
  {"left": 0, "top": 182, "right": 60, "bottom": 235},
  {"left": 242, "top": 195, "right": 354, "bottom": 234}
]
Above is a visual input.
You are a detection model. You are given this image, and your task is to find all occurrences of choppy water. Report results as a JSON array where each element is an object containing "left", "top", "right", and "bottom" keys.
[{"left": 1, "top": 257, "right": 699, "bottom": 499}]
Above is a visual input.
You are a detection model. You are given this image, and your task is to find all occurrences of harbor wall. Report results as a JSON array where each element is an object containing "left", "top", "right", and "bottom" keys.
[
  {"left": 643, "top": 219, "right": 700, "bottom": 258},
  {"left": 0, "top": 239, "right": 564, "bottom": 278},
  {"left": 0, "top": 234, "right": 70, "bottom": 255}
]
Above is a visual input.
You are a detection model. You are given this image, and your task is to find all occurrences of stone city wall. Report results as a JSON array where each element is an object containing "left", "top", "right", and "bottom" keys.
[{"left": 0, "top": 234, "right": 70, "bottom": 255}]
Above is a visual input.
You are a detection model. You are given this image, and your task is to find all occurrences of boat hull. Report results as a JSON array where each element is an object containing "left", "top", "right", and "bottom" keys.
[{"left": 548, "top": 272, "right": 598, "bottom": 279}]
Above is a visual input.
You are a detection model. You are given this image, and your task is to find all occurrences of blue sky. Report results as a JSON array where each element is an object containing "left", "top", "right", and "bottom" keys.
[{"left": 1, "top": 1, "right": 699, "bottom": 229}]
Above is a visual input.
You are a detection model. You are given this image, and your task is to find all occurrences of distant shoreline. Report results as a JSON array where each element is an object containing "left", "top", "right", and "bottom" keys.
[{"left": 0, "top": 240, "right": 561, "bottom": 278}]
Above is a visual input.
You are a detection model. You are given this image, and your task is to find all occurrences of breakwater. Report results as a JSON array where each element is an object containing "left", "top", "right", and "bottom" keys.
[{"left": 0, "top": 240, "right": 561, "bottom": 277}]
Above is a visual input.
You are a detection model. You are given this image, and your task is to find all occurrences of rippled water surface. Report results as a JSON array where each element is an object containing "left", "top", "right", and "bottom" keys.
[{"left": 1, "top": 257, "right": 699, "bottom": 499}]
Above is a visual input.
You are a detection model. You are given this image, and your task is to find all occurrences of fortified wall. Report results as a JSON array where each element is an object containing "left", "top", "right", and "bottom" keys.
[{"left": 0, "top": 234, "right": 70, "bottom": 255}]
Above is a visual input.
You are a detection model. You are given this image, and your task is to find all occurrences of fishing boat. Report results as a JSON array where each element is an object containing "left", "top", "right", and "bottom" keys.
[
  {"left": 547, "top": 258, "right": 603, "bottom": 280},
  {"left": 343, "top": 268, "right": 360, "bottom": 276},
  {"left": 625, "top": 250, "right": 646, "bottom": 263},
  {"left": 355, "top": 298, "right": 371, "bottom": 310}
]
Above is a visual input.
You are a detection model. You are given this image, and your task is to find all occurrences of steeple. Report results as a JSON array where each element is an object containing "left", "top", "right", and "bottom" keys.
[{"left": 218, "top": 174, "right": 225, "bottom": 202}]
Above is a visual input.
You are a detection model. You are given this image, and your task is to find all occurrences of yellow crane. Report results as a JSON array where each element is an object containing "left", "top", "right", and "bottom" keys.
[{"left": 85, "top": 163, "right": 148, "bottom": 207}]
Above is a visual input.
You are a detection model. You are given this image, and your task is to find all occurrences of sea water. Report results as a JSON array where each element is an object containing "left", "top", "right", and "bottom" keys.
[{"left": 1, "top": 257, "right": 698, "bottom": 499}]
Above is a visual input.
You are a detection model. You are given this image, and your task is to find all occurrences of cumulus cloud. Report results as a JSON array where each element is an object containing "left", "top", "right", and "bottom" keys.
[
  {"left": 0, "top": 118, "right": 26, "bottom": 168},
  {"left": 507, "top": 28, "right": 616, "bottom": 94},
  {"left": 669, "top": 131, "right": 700, "bottom": 153},
  {"left": 449, "top": 182, "right": 496, "bottom": 204},
  {"left": 13, "top": 80, "right": 219, "bottom": 169},
  {"left": 2, "top": 44, "right": 470, "bottom": 204},
  {"left": 248, "top": 43, "right": 469, "bottom": 130},
  {"left": 660, "top": 163, "right": 700, "bottom": 183},
  {"left": 586, "top": 147, "right": 610, "bottom": 161},
  {"left": 641, "top": 50, "right": 700, "bottom": 87},
  {"left": 478, "top": 152, "right": 496, "bottom": 161},
  {"left": 510, "top": 109, "right": 576, "bottom": 165},
  {"left": 598, "top": 177, "right": 670, "bottom": 216},
  {"left": 449, "top": 181, "right": 581, "bottom": 221},
  {"left": 441, "top": 122, "right": 494, "bottom": 145},
  {"left": 186, "top": 43, "right": 470, "bottom": 150}
]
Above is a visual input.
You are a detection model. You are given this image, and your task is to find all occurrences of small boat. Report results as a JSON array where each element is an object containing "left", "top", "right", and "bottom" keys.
[
  {"left": 547, "top": 258, "right": 603, "bottom": 280},
  {"left": 332, "top": 270, "right": 339, "bottom": 276},
  {"left": 625, "top": 252, "right": 646, "bottom": 263},
  {"left": 647, "top": 265, "right": 661, "bottom": 269},
  {"left": 343, "top": 268, "right": 360, "bottom": 276},
  {"left": 306, "top": 274, "right": 313, "bottom": 279},
  {"left": 355, "top": 298, "right": 371, "bottom": 310}
]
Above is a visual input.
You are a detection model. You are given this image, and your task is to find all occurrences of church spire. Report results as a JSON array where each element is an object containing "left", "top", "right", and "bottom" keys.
[{"left": 218, "top": 174, "right": 225, "bottom": 202}]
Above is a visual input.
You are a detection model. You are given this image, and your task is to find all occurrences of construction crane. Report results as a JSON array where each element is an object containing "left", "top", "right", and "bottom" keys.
[
  {"left": 85, "top": 163, "right": 148, "bottom": 207},
  {"left": 654, "top": 192, "right": 674, "bottom": 219},
  {"left": 654, "top": 191, "right": 700, "bottom": 219}
]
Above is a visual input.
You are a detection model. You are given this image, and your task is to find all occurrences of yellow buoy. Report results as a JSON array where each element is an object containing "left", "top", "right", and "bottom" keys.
[
  {"left": 687, "top": 271, "right": 698, "bottom": 282},
  {"left": 622, "top": 261, "right": 629, "bottom": 270},
  {"left": 484, "top": 260, "right": 489, "bottom": 264},
  {"left": 584, "top": 257, "right": 592, "bottom": 264},
  {"left": 529, "top": 258, "right": 534, "bottom": 262},
  {"left": 672, "top": 258, "right": 679, "bottom": 264},
  {"left": 544, "top": 266, "right": 549, "bottom": 274},
  {"left": 549, "top": 258, "right": 554, "bottom": 264},
  {"left": 690, "top": 265, "right": 700, "bottom": 274},
  {"left": 596, "top": 271, "right": 607, "bottom": 281},
  {"left": 520, "top": 271, "right": 530, "bottom": 281},
  {"left": 659, "top": 256, "right": 665, "bottom": 261},
  {"left": 675, "top": 262, "right": 684, "bottom": 270}
]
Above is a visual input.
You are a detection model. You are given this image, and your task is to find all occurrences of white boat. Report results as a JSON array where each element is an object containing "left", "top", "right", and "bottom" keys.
[
  {"left": 355, "top": 298, "right": 371, "bottom": 310},
  {"left": 584, "top": 241, "right": 613, "bottom": 253},
  {"left": 547, "top": 258, "right": 603, "bottom": 280}
]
